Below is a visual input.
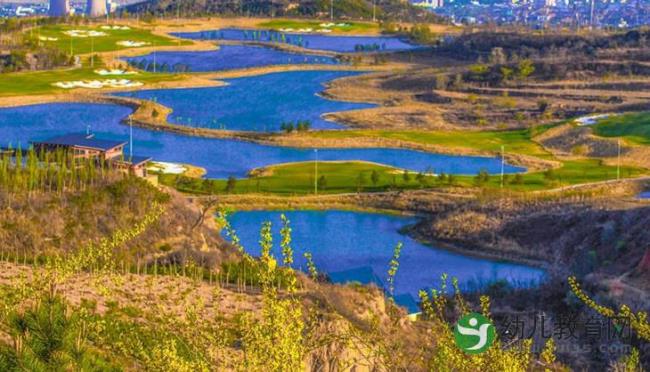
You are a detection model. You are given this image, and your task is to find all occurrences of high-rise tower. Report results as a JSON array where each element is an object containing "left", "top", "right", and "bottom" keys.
[
  {"left": 49, "top": 0, "right": 70, "bottom": 17},
  {"left": 87, "top": 0, "right": 107, "bottom": 17}
]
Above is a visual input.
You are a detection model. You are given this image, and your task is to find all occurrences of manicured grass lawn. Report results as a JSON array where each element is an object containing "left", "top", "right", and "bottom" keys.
[
  {"left": 257, "top": 19, "right": 378, "bottom": 34},
  {"left": 307, "top": 127, "right": 553, "bottom": 158},
  {"left": 163, "top": 162, "right": 419, "bottom": 195},
  {"left": 159, "top": 158, "right": 647, "bottom": 196},
  {"left": 591, "top": 112, "right": 650, "bottom": 145},
  {"left": 456, "top": 159, "right": 645, "bottom": 191},
  {"left": 0, "top": 59, "right": 181, "bottom": 97},
  {"left": 34, "top": 24, "right": 187, "bottom": 55}
]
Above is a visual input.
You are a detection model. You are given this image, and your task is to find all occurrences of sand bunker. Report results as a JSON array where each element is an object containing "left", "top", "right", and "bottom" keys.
[
  {"left": 575, "top": 113, "right": 615, "bottom": 126},
  {"left": 116, "top": 40, "right": 150, "bottom": 47},
  {"left": 279, "top": 28, "right": 314, "bottom": 33},
  {"left": 38, "top": 36, "right": 58, "bottom": 41},
  {"left": 53, "top": 79, "right": 143, "bottom": 89},
  {"left": 279, "top": 24, "right": 349, "bottom": 33},
  {"left": 147, "top": 161, "right": 186, "bottom": 175},
  {"left": 63, "top": 30, "right": 108, "bottom": 38},
  {"left": 94, "top": 69, "right": 138, "bottom": 76},
  {"left": 319, "top": 23, "right": 350, "bottom": 27},
  {"left": 101, "top": 25, "right": 131, "bottom": 30}
]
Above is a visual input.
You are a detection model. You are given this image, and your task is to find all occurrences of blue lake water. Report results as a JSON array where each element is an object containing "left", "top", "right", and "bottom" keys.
[
  {"left": 173, "top": 28, "right": 420, "bottom": 53},
  {"left": 124, "top": 44, "right": 340, "bottom": 73},
  {"left": 0, "top": 102, "right": 525, "bottom": 178},
  {"left": 226, "top": 210, "right": 546, "bottom": 297},
  {"left": 639, "top": 191, "right": 650, "bottom": 199},
  {"left": 119, "top": 70, "right": 375, "bottom": 131}
]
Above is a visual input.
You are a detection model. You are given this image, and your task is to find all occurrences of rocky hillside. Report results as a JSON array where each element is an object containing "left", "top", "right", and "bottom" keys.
[
  {"left": 124, "top": 0, "right": 444, "bottom": 22},
  {"left": 410, "top": 189, "right": 650, "bottom": 303},
  {"left": 0, "top": 175, "right": 237, "bottom": 267}
]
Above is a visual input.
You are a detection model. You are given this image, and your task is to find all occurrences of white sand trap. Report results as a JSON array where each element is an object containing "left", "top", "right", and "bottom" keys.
[
  {"left": 94, "top": 69, "right": 138, "bottom": 76},
  {"left": 101, "top": 25, "right": 131, "bottom": 30},
  {"left": 575, "top": 113, "right": 615, "bottom": 126},
  {"left": 63, "top": 30, "right": 108, "bottom": 38},
  {"left": 38, "top": 36, "right": 58, "bottom": 41},
  {"left": 282, "top": 28, "right": 315, "bottom": 33},
  {"left": 148, "top": 161, "right": 186, "bottom": 174},
  {"left": 116, "top": 40, "right": 150, "bottom": 47},
  {"left": 319, "top": 29, "right": 333, "bottom": 33},
  {"left": 53, "top": 79, "right": 143, "bottom": 89},
  {"left": 319, "top": 22, "right": 349, "bottom": 28}
]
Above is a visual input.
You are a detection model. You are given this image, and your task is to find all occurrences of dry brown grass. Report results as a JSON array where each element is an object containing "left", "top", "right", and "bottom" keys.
[{"left": 535, "top": 123, "right": 650, "bottom": 169}]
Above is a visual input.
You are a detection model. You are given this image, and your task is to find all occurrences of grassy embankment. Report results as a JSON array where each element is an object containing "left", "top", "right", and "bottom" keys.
[
  {"left": 591, "top": 111, "right": 650, "bottom": 146},
  {"left": 160, "top": 126, "right": 647, "bottom": 195},
  {"left": 161, "top": 159, "right": 644, "bottom": 195}
]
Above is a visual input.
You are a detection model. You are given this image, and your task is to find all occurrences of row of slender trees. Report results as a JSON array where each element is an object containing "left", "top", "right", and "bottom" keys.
[
  {"left": 127, "top": 59, "right": 192, "bottom": 73},
  {"left": 0, "top": 145, "right": 110, "bottom": 194}
]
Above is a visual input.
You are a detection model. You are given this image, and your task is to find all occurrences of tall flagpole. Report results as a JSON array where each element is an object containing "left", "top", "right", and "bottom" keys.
[
  {"left": 129, "top": 116, "right": 133, "bottom": 159},
  {"left": 500, "top": 145, "right": 505, "bottom": 188},
  {"left": 314, "top": 149, "right": 318, "bottom": 195},
  {"left": 617, "top": 138, "right": 620, "bottom": 181}
]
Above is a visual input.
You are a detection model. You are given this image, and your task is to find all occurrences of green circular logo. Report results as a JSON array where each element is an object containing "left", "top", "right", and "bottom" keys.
[{"left": 453, "top": 312, "right": 496, "bottom": 354}]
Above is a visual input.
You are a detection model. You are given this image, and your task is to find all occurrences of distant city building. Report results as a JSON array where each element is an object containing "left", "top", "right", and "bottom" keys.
[
  {"left": 108, "top": 0, "right": 117, "bottom": 13},
  {"left": 49, "top": 0, "right": 69, "bottom": 17},
  {"left": 413, "top": 0, "right": 444, "bottom": 8},
  {"left": 87, "top": 0, "right": 107, "bottom": 17},
  {"left": 424, "top": 0, "right": 649, "bottom": 28}
]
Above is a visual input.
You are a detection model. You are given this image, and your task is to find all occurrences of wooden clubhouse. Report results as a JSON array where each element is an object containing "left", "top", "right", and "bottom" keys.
[{"left": 31, "top": 133, "right": 151, "bottom": 177}]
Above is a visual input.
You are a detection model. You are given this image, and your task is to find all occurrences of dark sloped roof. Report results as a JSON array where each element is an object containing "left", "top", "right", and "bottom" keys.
[{"left": 33, "top": 133, "right": 126, "bottom": 152}]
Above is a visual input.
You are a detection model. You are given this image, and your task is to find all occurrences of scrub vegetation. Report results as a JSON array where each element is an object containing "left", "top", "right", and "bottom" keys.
[{"left": 0, "top": 168, "right": 577, "bottom": 370}]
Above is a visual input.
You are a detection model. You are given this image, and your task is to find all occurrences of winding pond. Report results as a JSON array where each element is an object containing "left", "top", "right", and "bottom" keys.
[
  {"left": 0, "top": 102, "right": 525, "bottom": 178},
  {"left": 226, "top": 210, "right": 546, "bottom": 297},
  {"left": 119, "top": 70, "right": 375, "bottom": 131},
  {"left": 173, "top": 28, "right": 420, "bottom": 53},
  {"left": 125, "top": 44, "right": 340, "bottom": 73}
]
